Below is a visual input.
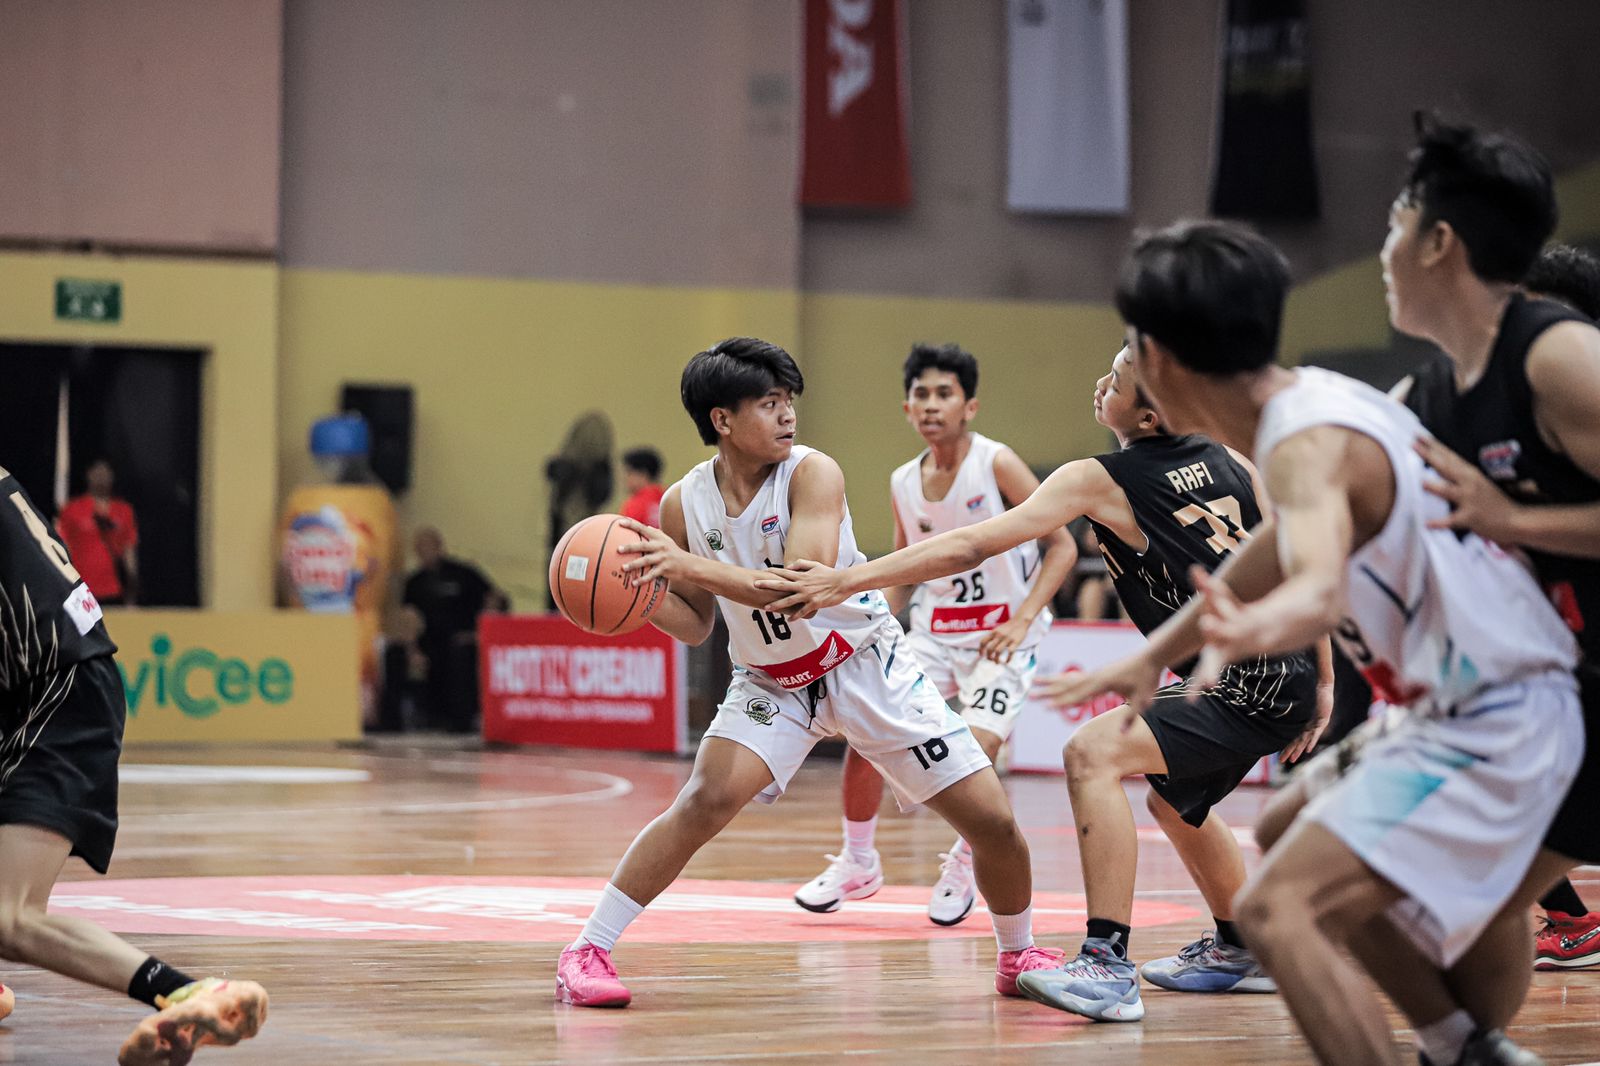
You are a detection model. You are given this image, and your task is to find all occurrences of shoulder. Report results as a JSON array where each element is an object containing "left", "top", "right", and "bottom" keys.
[
  {"left": 791, "top": 448, "right": 844, "bottom": 485},
  {"left": 1527, "top": 318, "right": 1600, "bottom": 396}
]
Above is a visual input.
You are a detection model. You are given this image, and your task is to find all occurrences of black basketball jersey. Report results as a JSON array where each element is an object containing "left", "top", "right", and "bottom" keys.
[
  {"left": 1089, "top": 434, "right": 1313, "bottom": 696},
  {"left": 1424, "top": 294, "right": 1600, "bottom": 660},
  {"left": 0, "top": 468, "right": 117, "bottom": 688}
]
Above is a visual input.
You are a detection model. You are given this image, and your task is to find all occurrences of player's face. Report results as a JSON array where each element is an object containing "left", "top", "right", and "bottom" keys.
[
  {"left": 1093, "top": 347, "right": 1151, "bottom": 435},
  {"left": 722, "top": 387, "right": 796, "bottom": 462},
  {"left": 1381, "top": 196, "right": 1427, "bottom": 335},
  {"left": 903, "top": 369, "right": 976, "bottom": 445}
]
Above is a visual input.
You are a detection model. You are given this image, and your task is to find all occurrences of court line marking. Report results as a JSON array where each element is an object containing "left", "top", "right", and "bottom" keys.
[{"left": 120, "top": 767, "right": 634, "bottom": 820}]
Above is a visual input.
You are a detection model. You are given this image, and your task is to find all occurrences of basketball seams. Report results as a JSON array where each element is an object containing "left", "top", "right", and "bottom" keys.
[
  {"left": 550, "top": 525, "right": 576, "bottom": 624},
  {"left": 589, "top": 518, "right": 620, "bottom": 632},
  {"left": 606, "top": 533, "right": 647, "bottom": 635}
]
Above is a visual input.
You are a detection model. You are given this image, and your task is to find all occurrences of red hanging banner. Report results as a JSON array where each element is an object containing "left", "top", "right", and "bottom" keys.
[{"left": 800, "top": 0, "right": 912, "bottom": 208}]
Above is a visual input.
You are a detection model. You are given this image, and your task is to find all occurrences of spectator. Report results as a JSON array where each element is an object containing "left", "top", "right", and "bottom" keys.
[
  {"left": 56, "top": 459, "right": 138, "bottom": 606},
  {"left": 381, "top": 527, "right": 506, "bottom": 733},
  {"left": 619, "top": 447, "right": 665, "bottom": 527}
]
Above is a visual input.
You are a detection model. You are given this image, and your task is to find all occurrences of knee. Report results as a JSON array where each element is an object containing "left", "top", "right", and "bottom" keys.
[
  {"left": 1234, "top": 878, "right": 1301, "bottom": 952},
  {"left": 1145, "top": 788, "right": 1180, "bottom": 823},
  {"left": 1062, "top": 730, "right": 1112, "bottom": 784},
  {"left": 673, "top": 780, "right": 745, "bottom": 834},
  {"left": 0, "top": 902, "right": 38, "bottom": 962}
]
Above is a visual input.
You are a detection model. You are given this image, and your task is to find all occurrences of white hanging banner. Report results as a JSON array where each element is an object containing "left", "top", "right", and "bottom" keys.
[{"left": 1006, "top": 0, "right": 1130, "bottom": 215}]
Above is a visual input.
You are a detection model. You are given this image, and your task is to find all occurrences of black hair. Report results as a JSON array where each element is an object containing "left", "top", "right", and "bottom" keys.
[
  {"left": 680, "top": 337, "right": 805, "bottom": 446},
  {"left": 621, "top": 446, "right": 664, "bottom": 481},
  {"left": 902, "top": 343, "right": 979, "bottom": 398},
  {"left": 1115, "top": 219, "right": 1290, "bottom": 375},
  {"left": 1401, "top": 112, "right": 1557, "bottom": 283},
  {"left": 1525, "top": 244, "right": 1600, "bottom": 321}
]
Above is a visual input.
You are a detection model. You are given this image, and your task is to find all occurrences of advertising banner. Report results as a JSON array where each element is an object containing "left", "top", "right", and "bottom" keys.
[
  {"left": 479, "top": 615, "right": 687, "bottom": 754},
  {"left": 800, "top": 0, "right": 912, "bottom": 208},
  {"left": 1008, "top": 620, "right": 1271, "bottom": 785},
  {"left": 110, "top": 610, "right": 361, "bottom": 744}
]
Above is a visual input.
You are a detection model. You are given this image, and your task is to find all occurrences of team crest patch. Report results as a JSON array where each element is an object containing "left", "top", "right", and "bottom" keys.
[
  {"left": 705, "top": 529, "right": 725, "bottom": 551},
  {"left": 1477, "top": 439, "right": 1522, "bottom": 481},
  {"left": 917, "top": 516, "right": 934, "bottom": 533},
  {"left": 965, "top": 494, "right": 986, "bottom": 511},
  {"left": 760, "top": 515, "right": 780, "bottom": 537},
  {"left": 744, "top": 697, "right": 779, "bottom": 725}
]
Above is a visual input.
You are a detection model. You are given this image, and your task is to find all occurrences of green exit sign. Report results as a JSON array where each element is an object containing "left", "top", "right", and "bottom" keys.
[{"left": 55, "top": 278, "right": 122, "bottom": 323}]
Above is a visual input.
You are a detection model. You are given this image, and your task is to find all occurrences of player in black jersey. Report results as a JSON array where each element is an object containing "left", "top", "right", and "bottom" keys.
[
  {"left": 0, "top": 469, "right": 266, "bottom": 1064},
  {"left": 758, "top": 346, "right": 1330, "bottom": 1024},
  {"left": 1242, "top": 116, "right": 1600, "bottom": 1066}
]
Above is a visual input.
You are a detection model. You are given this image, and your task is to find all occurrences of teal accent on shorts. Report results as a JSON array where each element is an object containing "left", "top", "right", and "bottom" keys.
[
  {"left": 1340, "top": 765, "right": 1447, "bottom": 852},
  {"left": 1420, "top": 745, "right": 1481, "bottom": 771}
]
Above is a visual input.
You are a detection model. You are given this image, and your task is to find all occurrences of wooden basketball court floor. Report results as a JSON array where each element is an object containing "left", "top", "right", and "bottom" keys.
[{"left": 10, "top": 740, "right": 1600, "bottom": 1065}]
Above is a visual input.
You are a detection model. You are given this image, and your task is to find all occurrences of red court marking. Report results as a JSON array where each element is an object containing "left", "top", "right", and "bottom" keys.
[{"left": 48, "top": 876, "right": 1201, "bottom": 943}]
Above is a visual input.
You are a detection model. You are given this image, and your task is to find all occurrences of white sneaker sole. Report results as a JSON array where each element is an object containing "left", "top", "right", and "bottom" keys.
[
  {"left": 928, "top": 892, "right": 976, "bottom": 927},
  {"left": 1018, "top": 978, "right": 1144, "bottom": 1022}
]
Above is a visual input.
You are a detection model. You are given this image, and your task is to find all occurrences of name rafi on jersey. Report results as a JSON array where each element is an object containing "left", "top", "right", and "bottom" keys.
[{"left": 1164, "top": 461, "right": 1216, "bottom": 494}]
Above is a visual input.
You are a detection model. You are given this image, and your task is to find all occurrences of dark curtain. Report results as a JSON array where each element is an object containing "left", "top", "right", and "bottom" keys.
[{"left": 0, "top": 347, "right": 67, "bottom": 510}]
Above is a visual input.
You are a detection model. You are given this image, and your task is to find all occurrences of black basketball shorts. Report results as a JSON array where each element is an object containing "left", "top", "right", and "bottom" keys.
[
  {"left": 0, "top": 654, "right": 125, "bottom": 873},
  {"left": 1142, "top": 669, "right": 1317, "bottom": 828},
  {"left": 1543, "top": 662, "right": 1600, "bottom": 864}
]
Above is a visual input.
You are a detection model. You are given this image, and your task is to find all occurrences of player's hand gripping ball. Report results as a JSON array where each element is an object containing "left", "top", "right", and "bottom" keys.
[{"left": 549, "top": 514, "right": 667, "bottom": 635}]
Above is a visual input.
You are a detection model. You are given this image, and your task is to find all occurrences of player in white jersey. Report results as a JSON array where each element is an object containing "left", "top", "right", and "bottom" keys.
[
  {"left": 554, "top": 338, "right": 1060, "bottom": 1010},
  {"left": 1048, "top": 221, "right": 1581, "bottom": 1064},
  {"left": 793, "top": 344, "right": 1076, "bottom": 925}
]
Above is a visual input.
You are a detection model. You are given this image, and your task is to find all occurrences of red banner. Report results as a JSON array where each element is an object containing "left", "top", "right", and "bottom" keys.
[
  {"left": 801, "top": 0, "right": 912, "bottom": 208},
  {"left": 479, "top": 615, "right": 686, "bottom": 753}
]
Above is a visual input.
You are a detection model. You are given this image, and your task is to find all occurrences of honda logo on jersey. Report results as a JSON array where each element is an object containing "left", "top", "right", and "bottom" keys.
[
  {"left": 757, "top": 631, "right": 856, "bottom": 689},
  {"left": 929, "top": 603, "right": 1010, "bottom": 634},
  {"left": 965, "top": 494, "right": 986, "bottom": 511},
  {"left": 760, "top": 515, "right": 780, "bottom": 537}
]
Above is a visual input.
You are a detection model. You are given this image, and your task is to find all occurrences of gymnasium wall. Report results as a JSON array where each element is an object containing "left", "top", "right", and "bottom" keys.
[{"left": 267, "top": 0, "right": 1600, "bottom": 604}]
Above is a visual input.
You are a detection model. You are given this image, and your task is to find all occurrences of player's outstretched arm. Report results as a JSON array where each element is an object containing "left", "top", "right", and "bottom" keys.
[
  {"left": 979, "top": 446, "right": 1079, "bottom": 662},
  {"left": 1418, "top": 320, "right": 1600, "bottom": 558},
  {"left": 758, "top": 458, "right": 1112, "bottom": 618},
  {"left": 634, "top": 486, "right": 717, "bottom": 645},
  {"left": 882, "top": 501, "right": 914, "bottom": 618}
]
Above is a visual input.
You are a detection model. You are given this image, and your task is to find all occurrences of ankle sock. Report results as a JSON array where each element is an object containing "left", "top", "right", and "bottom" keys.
[
  {"left": 1214, "top": 918, "right": 1245, "bottom": 949},
  {"left": 574, "top": 882, "right": 645, "bottom": 953},
  {"left": 128, "top": 957, "right": 197, "bottom": 1008},
  {"left": 991, "top": 906, "right": 1034, "bottom": 953},
  {"left": 843, "top": 816, "right": 878, "bottom": 864},
  {"left": 1085, "top": 918, "right": 1131, "bottom": 958},
  {"left": 1415, "top": 1009, "right": 1475, "bottom": 1066},
  {"left": 1539, "top": 878, "right": 1589, "bottom": 918}
]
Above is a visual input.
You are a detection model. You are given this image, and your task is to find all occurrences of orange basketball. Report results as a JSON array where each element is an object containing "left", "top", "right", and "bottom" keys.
[{"left": 549, "top": 514, "right": 667, "bottom": 635}]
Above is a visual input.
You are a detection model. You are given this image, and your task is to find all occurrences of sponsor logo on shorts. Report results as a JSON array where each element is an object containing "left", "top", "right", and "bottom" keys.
[
  {"left": 704, "top": 529, "right": 725, "bottom": 551},
  {"left": 1477, "top": 439, "right": 1522, "bottom": 481},
  {"left": 760, "top": 515, "right": 780, "bottom": 537},
  {"left": 929, "top": 603, "right": 1010, "bottom": 634},
  {"left": 758, "top": 632, "right": 856, "bottom": 689},
  {"left": 744, "top": 697, "right": 779, "bottom": 725},
  {"left": 965, "top": 494, "right": 986, "bottom": 511}
]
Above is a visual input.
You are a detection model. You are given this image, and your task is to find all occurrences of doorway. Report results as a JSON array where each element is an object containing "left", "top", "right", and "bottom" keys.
[{"left": 0, "top": 343, "right": 203, "bottom": 606}]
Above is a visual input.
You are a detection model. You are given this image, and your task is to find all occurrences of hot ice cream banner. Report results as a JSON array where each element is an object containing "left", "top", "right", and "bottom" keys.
[
  {"left": 107, "top": 610, "right": 361, "bottom": 744},
  {"left": 1007, "top": 621, "right": 1271, "bottom": 785},
  {"left": 479, "top": 615, "right": 687, "bottom": 754}
]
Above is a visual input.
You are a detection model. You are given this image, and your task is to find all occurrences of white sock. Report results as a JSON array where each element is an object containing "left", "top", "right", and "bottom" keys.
[
  {"left": 843, "top": 816, "right": 878, "bottom": 864},
  {"left": 573, "top": 883, "right": 645, "bottom": 953},
  {"left": 950, "top": 836, "right": 971, "bottom": 859},
  {"left": 1416, "top": 1009, "right": 1475, "bottom": 1066},
  {"left": 991, "top": 906, "right": 1034, "bottom": 953}
]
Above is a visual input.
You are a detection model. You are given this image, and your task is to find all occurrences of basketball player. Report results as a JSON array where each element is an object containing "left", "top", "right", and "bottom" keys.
[
  {"left": 793, "top": 343, "right": 1077, "bottom": 926},
  {"left": 553, "top": 337, "right": 1057, "bottom": 1008},
  {"left": 0, "top": 468, "right": 267, "bottom": 1064},
  {"left": 1254, "top": 120, "right": 1600, "bottom": 1065},
  {"left": 759, "top": 345, "right": 1329, "bottom": 1023},
  {"left": 1046, "top": 219, "right": 1582, "bottom": 1065}
]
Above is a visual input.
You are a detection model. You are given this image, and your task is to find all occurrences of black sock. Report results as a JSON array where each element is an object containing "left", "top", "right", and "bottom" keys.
[
  {"left": 1539, "top": 879, "right": 1589, "bottom": 918},
  {"left": 1215, "top": 918, "right": 1245, "bottom": 949},
  {"left": 127, "top": 957, "right": 197, "bottom": 1008},
  {"left": 1085, "top": 918, "right": 1131, "bottom": 958}
]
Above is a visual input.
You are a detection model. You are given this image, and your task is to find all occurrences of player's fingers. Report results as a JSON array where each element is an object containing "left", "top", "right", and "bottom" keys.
[
  {"left": 617, "top": 518, "right": 651, "bottom": 536},
  {"left": 765, "top": 592, "right": 804, "bottom": 613},
  {"left": 788, "top": 559, "right": 820, "bottom": 572}
]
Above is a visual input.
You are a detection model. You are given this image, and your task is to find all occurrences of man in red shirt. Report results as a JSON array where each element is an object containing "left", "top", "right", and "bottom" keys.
[
  {"left": 619, "top": 447, "right": 665, "bottom": 528},
  {"left": 56, "top": 459, "right": 138, "bottom": 606}
]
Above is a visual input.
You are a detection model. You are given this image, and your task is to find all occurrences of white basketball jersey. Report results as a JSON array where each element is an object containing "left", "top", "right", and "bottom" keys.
[
  {"left": 891, "top": 433, "right": 1052, "bottom": 648},
  {"left": 1255, "top": 368, "right": 1576, "bottom": 716},
  {"left": 679, "top": 446, "right": 892, "bottom": 689}
]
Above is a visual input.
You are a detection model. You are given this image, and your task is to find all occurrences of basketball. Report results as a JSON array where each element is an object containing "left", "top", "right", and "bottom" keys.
[
  {"left": 0, "top": 982, "right": 12, "bottom": 1022},
  {"left": 548, "top": 513, "right": 667, "bottom": 635}
]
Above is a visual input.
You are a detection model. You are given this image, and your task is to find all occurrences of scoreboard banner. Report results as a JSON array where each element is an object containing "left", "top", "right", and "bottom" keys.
[{"left": 479, "top": 615, "right": 687, "bottom": 754}]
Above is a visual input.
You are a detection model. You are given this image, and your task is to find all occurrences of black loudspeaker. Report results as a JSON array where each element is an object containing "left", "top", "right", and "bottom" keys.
[{"left": 341, "top": 383, "right": 414, "bottom": 495}]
